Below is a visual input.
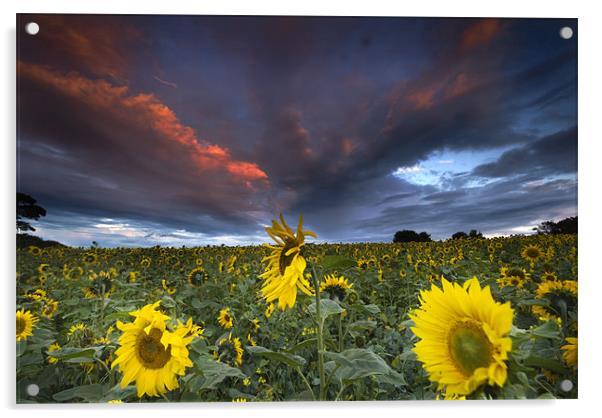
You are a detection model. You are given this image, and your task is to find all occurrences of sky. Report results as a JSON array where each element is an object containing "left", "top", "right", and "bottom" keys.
[{"left": 16, "top": 15, "right": 577, "bottom": 247}]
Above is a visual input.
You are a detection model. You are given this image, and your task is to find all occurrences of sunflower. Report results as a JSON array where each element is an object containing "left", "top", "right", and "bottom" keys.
[
  {"left": 67, "top": 322, "right": 89, "bottom": 337},
  {"left": 82, "top": 252, "right": 98, "bottom": 265},
  {"left": 67, "top": 266, "right": 84, "bottom": 280},
  {"left": 47, "top": 342, "right": 61, "bottom": 364},
  {"left": 188, "top": 267, "right": 208, "bottom": 287},
  {"left": 497, "top": 267, "right": 530, "bottom": 289},
  {"left": 561, "top": 337, "right": 577, "bottom": 369},
  {"left": 410, "top": 277, "right": 513, "bottom": 398},
  {"left": 250, "top": 318, "right": 260, "bottom": 333},
  {"left": 42, "top": 299, "right": 59, "bottom": 318},
  {"left": 26, "top": 288, "right": 47, "bottom": 301},
  {"left": 264, "top": 303, "right": 275, "bottom": 318},
  {"left": 37, "top": 263, "right": 50, "bottom": 275},
  {"left": 218, "top": 307, "right": 234, "bottom": 329},
  {"left": 85, "top": 271, "right": 113, "bottom": 298},
  {"left": 216, "top": 333, "right": 244, "bottom": 366},
  {"left": 521, "top": 244, "right": 544, "bottom": 263},
  {"left": 161, "top": 279, "right": 177, "bottom": 295},
  {"left": 320, "top": 274, "right": 353, "bottom": 301},
  {"left": 111, "top": 301, "right": 193, "bottom": 397},
  {"left": 258, "top": 214, "right": 316, "bottom": 310},
  {"left": 533, "top": 279, "right": 577, "bottom": 321},
  {"left": 247, "top": 333, "right": 257, "bottom": 346},
  {"left": 16, "top": 309, "right": 38, "bottom": 341},
  {"left": 140, "top": 257, "right": 151, "bottom": 268},
  {"left": 541, "top": 271, "right": 558, "bottom": 282}
]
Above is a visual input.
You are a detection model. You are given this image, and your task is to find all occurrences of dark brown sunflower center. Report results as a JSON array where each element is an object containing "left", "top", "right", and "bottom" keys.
[
  {"left": 16, "top": 317, "right": 26, "bottom": 334},
  {"left": 449, "top": 321, "right": 493, "bottom": 376},
  {"left": 526, "top": 248, "right": 540, "bottom": 258},
  {"left": 507, "top": 269, "right": 525, "bottom": 279},
  {"left": 279, "top": 239, "right": 299, "bottom": 275},
  {"left": 136, "top": 328, "right": 171, "bottom": 369}
]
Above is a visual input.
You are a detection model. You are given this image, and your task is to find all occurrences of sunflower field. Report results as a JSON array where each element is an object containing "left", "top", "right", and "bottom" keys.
[{"left": 16, "top": 216, "right": 578, "bottom": 403}]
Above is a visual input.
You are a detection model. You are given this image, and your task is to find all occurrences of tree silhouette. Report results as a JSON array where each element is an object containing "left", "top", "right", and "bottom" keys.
[
  {"left": 468, "top": 229, "right": 484, "bottom": 239},
  {"left": 534, "top": 217, "right": 577, "bottom": 235},
  {"left": 393, "top": 230, "right": 431, "bottom": 243},
  {"left": 17, "top": 192, "right": 46, "bottom": 232},
  {"left": 451, "top": 231, "right": 468, "bottom": 240}
]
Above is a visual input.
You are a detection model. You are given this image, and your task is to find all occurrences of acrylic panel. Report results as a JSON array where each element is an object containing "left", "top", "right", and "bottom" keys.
[{"left": 16, "top": 14, "right": 578, "bottom": 403}]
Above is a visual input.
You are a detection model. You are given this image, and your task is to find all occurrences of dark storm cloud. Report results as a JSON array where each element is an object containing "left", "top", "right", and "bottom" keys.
[
  {"left": 472, "top": 127, "right": 577, "bottom": 178},
  {"left": 16, "top": 15, "right": 578, "bottom": 245}
]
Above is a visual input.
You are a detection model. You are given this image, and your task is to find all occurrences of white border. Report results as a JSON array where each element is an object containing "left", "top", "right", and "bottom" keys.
[{"left": 2, "top": 1, "right": 601, "bottom": 417}]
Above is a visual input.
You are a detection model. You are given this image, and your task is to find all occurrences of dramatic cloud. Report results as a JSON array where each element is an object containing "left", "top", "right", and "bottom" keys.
[{"left": 16, "top": 15, "right": 578, "bottom": 246}]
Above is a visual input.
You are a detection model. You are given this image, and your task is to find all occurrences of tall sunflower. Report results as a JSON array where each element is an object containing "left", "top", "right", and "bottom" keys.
[
  {"left": 259, "top": 214, "right": 316, "bottom": 310},
  {"left": 111, "top": 301, "right": 193, "bottom": 397},
  {"left": 16, "top": 309, "right": 38, "bottom": 341},
  {"left": 410, "top": 277, "right": 513, "bottom": 398}
]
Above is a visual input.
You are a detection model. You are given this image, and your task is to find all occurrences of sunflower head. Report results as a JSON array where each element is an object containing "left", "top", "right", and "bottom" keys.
[
  {"left": 561, "top": 337, "right": 578, "bottom": 369},
  {"left": 16, "top": 309, "right": 38, "bottom": 341},
  {"left": 320, "top": 274, "right": 353, "bottom": 301},
  {"left": 497, "top": 267, "right": 530, "bottom": 289},
  {"left": 188, "top": 267, "right": 208, "bottom": 286},
  {"left": 111, "top": 301, "right": 193, "bottom": 398},
  {"left": 42, "top": 299, "right": 59, "bottom": 318},
  {"left": 47, "top": 342, "right": 61, "bottom": 364},
  {"left": 533, "top": 280, "right": 577, "bottom": 320},
  {"left": 410, "top": 277, "right": 513, "bottom": 398},
  {"left": 218, "top": 307, "right": 234, "bottom": 329},
  {"left": 85, "top": 271, "right": 113, "bottom": 298},
  {"left": 216, "top": 333, "right": 244, "bottom": 366},
  {"left": 259, "top": 214, "right": 317, "bottom": 310},
  {"left": 521, "top": 244, "right": 544, "bottom": 263}
]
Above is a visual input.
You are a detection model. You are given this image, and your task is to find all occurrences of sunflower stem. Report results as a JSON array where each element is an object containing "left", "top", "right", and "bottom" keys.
[
  {"left": 296, "top": 367, "right": 316, "bottom": 400},
  {"left": 338, "top": 313, "right": 343, "bottom": 352},
  {"left": 310, "top": 263, "right": 327, "bottom": 401}
]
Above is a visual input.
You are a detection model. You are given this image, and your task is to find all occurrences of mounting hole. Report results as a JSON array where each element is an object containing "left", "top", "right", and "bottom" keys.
[
  {"left": 26, "top": 383, "right": 39, "bottom": 396},
  {"left": 25, "top": 22, "right": 40, "bottom": 35},
  {"left": 560, "top": 379, "right": 574, "bottom": 392},
  {"left": 559, "top": 26, "right": 573, "bottom": 40}
]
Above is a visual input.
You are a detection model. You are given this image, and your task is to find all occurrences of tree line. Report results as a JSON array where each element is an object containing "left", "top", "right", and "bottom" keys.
[{"left": 393, "top": 216, "right": 578, "bottom": 243}]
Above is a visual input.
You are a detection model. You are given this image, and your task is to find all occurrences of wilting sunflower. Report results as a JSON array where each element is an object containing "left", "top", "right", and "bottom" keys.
[
  {"left": 111, "top": 301, "right": 194, "bottom": 397},
  {"left": 521, "top": 244, "right": 544, "bottom": 263},
  {"left": 259, "top": 214, "right": 316, "bottom": 310},
  {"left": 16, "top": 309, "right": 38, "bottom": 341},
  {"left": 497, "top": 267, "right": 530, "bottom": 289},
  {"left": 218, "top": 307, "right": 234, "bottom": 329},
  {"left": 47, "top": 342, "right": 61, "bottom": 364},
  {"left": 188, "top": 267, "right": 208, "bottom": 287},
  {"left": 561, "top": 337, "right": 578, "bottom": 369},
  {"left": 320, "top": 274, "right": 353, "bottom": 301},
  {"left": 410, "top": 277, "right": 513, "bottom": 398},
  {"left": 216, "top": 333, "right": 244, "bottom": 366}
]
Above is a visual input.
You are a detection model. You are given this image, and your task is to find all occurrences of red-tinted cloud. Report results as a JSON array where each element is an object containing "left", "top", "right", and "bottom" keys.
[
  {"left": 459, "top": 19, "right": 504, "bottom": 52},
  {"left": 18, "top": 61, "right": 268, "bottom": 183},
  {"left": 19, "top": 15, "right": 141, "bottom": 80}
]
